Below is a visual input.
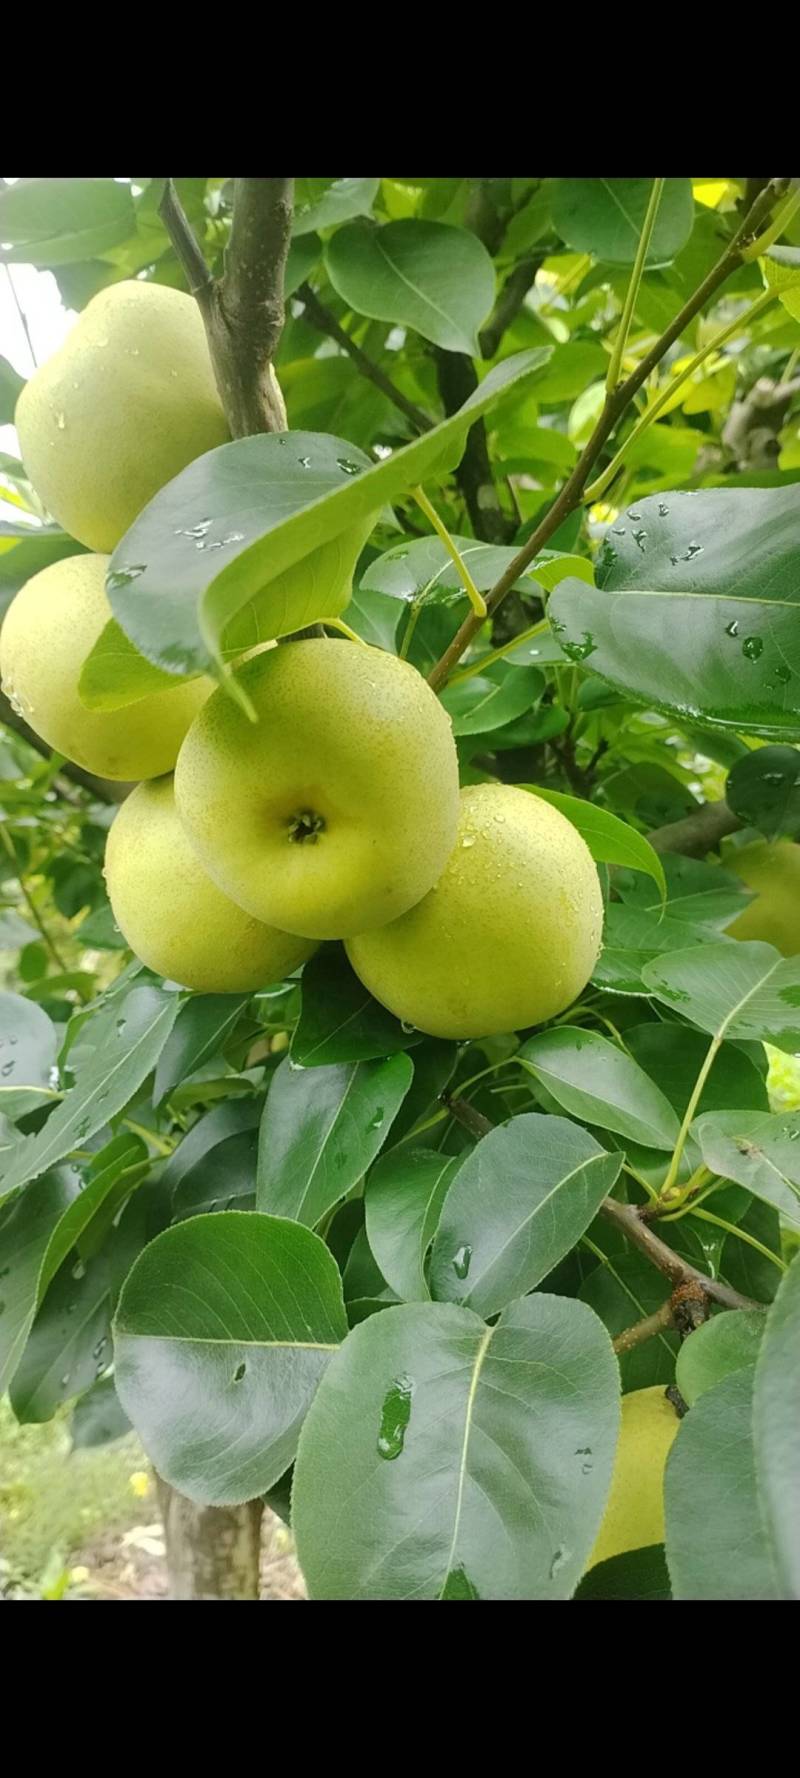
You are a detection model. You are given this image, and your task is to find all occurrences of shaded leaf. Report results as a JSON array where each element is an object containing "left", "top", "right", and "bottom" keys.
[
  {"left": 365, "top": 1148, "right": 462, "bottom": 1301},
  {"left": 114, "top": 1211, "right": 348, "bottom": 1505},
  {"left": 664, "top": 1368, "right": 779, "bottom": 1600},
  {"left": 291, "top": 947, "right": 421, "bottom": 1067},
  {"left": 153, "top": 994, "right": 248, "bottom": 1104},
  {"left": 518, "top": 1027, "right": 680, "bottom": 1149},
  {"left": 256, "top": 1053, "right": 413, "bottom": 1227}
]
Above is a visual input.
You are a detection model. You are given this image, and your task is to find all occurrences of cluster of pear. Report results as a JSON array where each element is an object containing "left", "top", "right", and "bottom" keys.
[{"left": 1, "top": 280, "right": 604, "bottom": 1037}]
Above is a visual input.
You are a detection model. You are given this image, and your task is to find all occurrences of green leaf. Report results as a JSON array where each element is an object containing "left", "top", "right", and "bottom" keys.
[
  {"left": 293, "top": 178, "right": 380, "bottom": 237},
  {"left": 616, "top": 852, "right": 751, "bottom": 932},
  {"left": 172, "top": 1128, "right": 258, "bottom": 1221},
  {"left": 361, "top": 534, "right": 581, "bottom": 606},
  {"left": 9, "top": 1177, "right": 149, "bottom": 1424},
  {"left": 0, "top": 354, "right": 25, "bottom": 425},
  {"left": 325, "top": 219, "right": 495, "bottom": 355},
  {"left": 693, "top": 1109, "right": 800, "bottom": 1225},
  {"left": 752, "top": 1254, "right": 800, "bottom": 1598},
  {"left": 440, "top": 662, "right": 544, "bottom": 736},
  {"left": 0, "top": 991, "right": 59, "bottom": 1122},
  {"left": 365, "top": 1148, "right": 462, "bottom": 1301},
  {"left": 283, "top": 233, "right": 321, "bottom": 295},
  {"left": 574, "top": 1544, "right": 671, "bottom": 1600},
  {"left": 524, "top": 788, "right": 666, "bottom": 900},
  {"left": 726, "top": 746, "right": 800, "bottom": 840},
  {"left": 291, "top": 948, "right": 422, "bottom": 1067},
  {"left": 676, "top": 1309, "right": 766, "bottom": 1407},
  {"left": 429, "top": 1113, "right": 623, "bottom": 1320},
  {"left": 0, "top": 178, "right": 136, "bottom": 265},
  {"left": 0, "top": 1165, "right": 81, "bottom": 1393},
  {"left": 625, "top": 1023, "right": 769, "bottom": 1120},
  {"left": 0, "top": 526, "right": 87, "bottom": 600},
  {"left": 0, "top": 985, "right": 178, "bottom": 1203},
  {"left": 113, "top": 1211, "right": 348, "bottom": 1505},
  {"left": 519, "top": 1027, "right": 680, "bottom": 1149},
  {"left": 550, "top": 488, "right": 800, "bottom": 738},
  {"left": 292, "top": 1293, "right": 620, "bottom": 1600},
  {"left": 91, "top": 349, "right": 550, "bottom": 697},
  {"left": 642, "top": 940, "right": 800, "bottom": 1055},
  {"left": 579, "top": 1251, "right": 679, "bottom": 1392},
  {"left": 256, "top": 1053, "right": 413, "bottom": 1227},
  {"left": 79, "top": 617, "right": 193, "bottom": 712},
  {"left": 386, "top": 1037, "right": 458, "bottom": 1146},
  {"left": 159, "top": 1098, "right": 260, "bottom": 1199},
  {"left": 153, "top": 994, "right": 248, "bottom": 1104},
  {"left": 664, "top": 1368, "right": 780, "bottom": 1600},
  {"left": 552, "top": 178, "right": 695, "bottom": 267},
  {"left": 70, "top": 1374, "right": 132, "bottom": 1450}
]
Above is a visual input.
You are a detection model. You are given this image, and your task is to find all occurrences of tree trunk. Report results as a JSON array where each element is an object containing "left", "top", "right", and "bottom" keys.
[{"left": 156, "top": 1478, "right": 264, "bottom": 1600}]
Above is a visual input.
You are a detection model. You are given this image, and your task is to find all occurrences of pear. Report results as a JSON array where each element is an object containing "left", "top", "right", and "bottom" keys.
[
  {"left": 105, "top": 776, "right": 316, "bottom": 993},
  {"left": 0, "top": 553, "right": 213, "bottom": 780},
  {"left": 725, "top": 839, "right": 800, "bottom": 956},
  {"left": 346, "top": 784, "right": 603, "bottom": 1038},
  {"left": 174, "top": 639, "right": 460, "bottom": 940},
  {"left": 588, "top": 1386, "right": 680, "bottom": 1570},
  {"left": 15, "top": 280, "right": 229, "bottom": 551}
]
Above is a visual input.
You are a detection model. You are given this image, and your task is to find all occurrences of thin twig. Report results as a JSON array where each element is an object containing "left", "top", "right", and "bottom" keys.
[
  {"left": 297, "top": 283, "right": 433, "bottom": 435},
  {"left": 0, "top": 824, "right": 66, "bottom": 969},
  {"left": 427, "top": 176, "right": 791, "bottom": 690},
  {"left": 612, "top": 1299, "right": 675, "bottom": 1354},
  {"left": 599, "top": 1197, "right": 764, "bottom": 1311}
]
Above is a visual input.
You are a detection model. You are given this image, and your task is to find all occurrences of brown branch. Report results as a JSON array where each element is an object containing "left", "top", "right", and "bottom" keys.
[
  {"left": 297, "top": 283, "right": 433, "bottom": 435},
  {"left": 612, "top": 1299, "right": 675, "bottom": 1354},
  {"left": 442, "top": 1092, "right": 494, "bottom": 1141},
  {"left": 479, "top": 254, "right": 542, "bottom": 359},
  {"left": 427, "top": 176, "right": 792, "bottom": 691},
  {"left": 160, "top": 176, "right": 292, "bottom": 438},
  {"left": 434, "top": 351, "right": 516, "bottom": 544},
  {"left": 647, "top": 799, "right": 741, "bottom": 858},
  {"left": 599, "top": 1197, "right": 764, "bottom": 1312}
]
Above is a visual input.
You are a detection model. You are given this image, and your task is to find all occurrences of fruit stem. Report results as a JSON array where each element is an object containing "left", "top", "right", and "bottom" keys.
[{"left": 411, "top": 487, "right": 488, "bottom": 618}]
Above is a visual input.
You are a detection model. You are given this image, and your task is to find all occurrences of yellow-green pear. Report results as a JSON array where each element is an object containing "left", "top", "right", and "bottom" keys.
[
  {"left": 174, "top": 639, "right": 460, "bottom": 940},
  {"left": 15, "top": 280, "right": 230, "bottom": 551},
  {"left": 588, "top": 1386, "right": 680, "bottom": 1570},
  {"left": 725, "top": 840, "right": 800, "bottom": 956},
  {"left": 105, "top": 777, "right": 316, "bottom": 993},
  {"left": 346, "top": 784, "right": 604, "bottom": 1038},
  {"left": 0, "top": 553, "right": 213, "bottom": 780}
]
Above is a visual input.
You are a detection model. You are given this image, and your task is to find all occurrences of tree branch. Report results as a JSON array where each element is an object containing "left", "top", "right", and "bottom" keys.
[
  {"left": 427, "top": 175, "right": 792, "bottom": 690},
  {"left": 160, "top": 176, "right": 292, "bottom": 437},
  {"left": 297, "top": 283, "right": 433, "bottom": 434},
  {"left": 612, "top": 1299, "right": 675, "bottom": 1354},
  {"left": 647, "top": 799, "right": 741, "bottom": 857},
  {"left": 479, "top": 255, "right": 543, "bottom": 359},
  {"left": 434, "top": 351, "right": 516, "bottom": 544},
  {"left": 599, "top": 1197, "right": 763, "bottom": 1311}
]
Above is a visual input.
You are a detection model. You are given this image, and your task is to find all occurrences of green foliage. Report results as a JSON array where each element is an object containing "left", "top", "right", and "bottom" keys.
[{"left": 2, "top": 173, "right": 799, "bottom": 1600}]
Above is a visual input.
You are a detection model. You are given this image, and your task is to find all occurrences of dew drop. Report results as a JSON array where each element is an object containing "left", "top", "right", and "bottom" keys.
[
  {"left": 60, "top": 1375, "right": 70, "bottom": 1389},
  {"left": 368, "top": 1107, "right": 385, "bottom": 1131},
  {"left": 682, "top": 542, "right": 703, "bottom": 561},
  {"left": 377, "top": 1374, "right": 414, "bottom": 1460},
  {"left": 233, "top": 1361, "right": 247, "bottom": 1383},
  {"left": 774, "top": 663, "right": 791, "bottom": 685},
  {"left": 658, "top": 503, "right": 669, "bottom": 517},
  {"left": 741, "top": 635, "right": 763, "bottom": 661},
  {"left": 461, "top": 834, "right": 476, "bottom": 848},
  {"left": 92, "top": 1338, "right": 107, "bottom": 1360},
  {"left": 337, "top": 458, "right": 361, "bottom": 477},
  {"left": 71, "top": 1260, "right": 86, "bottom": 1281},
  {"left": 549, "top": 1548, "right": 569, "bottom": 1579},
  {"left": 452, "top": 1243, "right": 473, "bottom": 1281},
  {"left": 107, "top": 565, "right": 147, "bottom": 591},
  {"left": 56, "top": 412, "right": 66, "bottom": 430},
  {"left": 632, "top": 529, "right": 647, "bottom": 552},
  {"left": 298, "top": 456, "right": 312, "bottom": 468},
  {"left": 725, "top": 620, "right": 739, "bottom": 638},
  {"left": 1, "top": 1061, "right": 15, "bottom": 1077}
]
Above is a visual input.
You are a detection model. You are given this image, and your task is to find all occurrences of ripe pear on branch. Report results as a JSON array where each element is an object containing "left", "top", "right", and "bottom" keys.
[
  {"left": 0, "top": 554, "right": 213, "bottom": 780},
  {"left": 105, "top": 777, "right": 316, "bottom": 993},
  {"left": 347, "top": 784, "right": 604, "bottom": 1038},
  {"left": 174, "top": 639, "right": 460, "bottom": 940},
  {"left": 15, "top": 280, "right": 230, "bottom": 551}
]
